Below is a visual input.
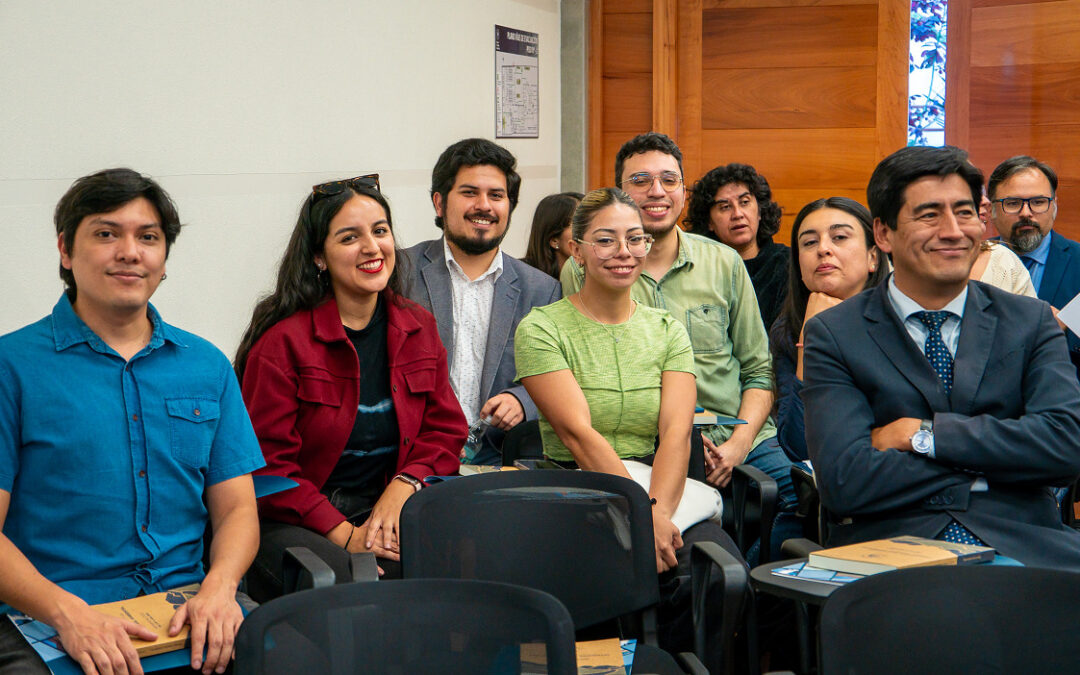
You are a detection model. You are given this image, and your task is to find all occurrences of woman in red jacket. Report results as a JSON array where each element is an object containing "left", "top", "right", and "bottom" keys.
[{"left": 235, "top": 175, "right": 466, "bottom": 598}]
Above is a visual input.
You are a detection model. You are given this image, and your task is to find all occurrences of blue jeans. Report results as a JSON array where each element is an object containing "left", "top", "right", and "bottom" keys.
[{"left": 744, "top": 436, "right": 802, "bottom": 564}]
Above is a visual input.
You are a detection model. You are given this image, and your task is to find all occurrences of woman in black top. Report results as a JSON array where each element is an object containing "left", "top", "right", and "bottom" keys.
[{"left": 685, "top": 163, "right": 788, "bottom": 331}]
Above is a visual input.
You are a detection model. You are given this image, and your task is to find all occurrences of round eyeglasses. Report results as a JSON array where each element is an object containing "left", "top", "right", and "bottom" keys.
[
  {"left": 620, "top": 172, "right": 683, "bottom": 192},
  {"left": 994, "top": 196, "right": 1053, "bottom": 215},
  {"left": 575, "top": 234, "right": 654, "bottom": 259}
]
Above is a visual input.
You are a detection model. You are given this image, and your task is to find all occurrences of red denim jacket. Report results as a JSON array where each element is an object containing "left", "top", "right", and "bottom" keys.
[{"left": 242, "top": 292, "right": 466, "bottom": 534}]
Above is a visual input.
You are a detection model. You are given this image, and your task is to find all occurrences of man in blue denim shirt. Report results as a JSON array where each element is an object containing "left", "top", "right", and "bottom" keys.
[{"left": 0, "top": 169, "right": 264, "bottom": 675}]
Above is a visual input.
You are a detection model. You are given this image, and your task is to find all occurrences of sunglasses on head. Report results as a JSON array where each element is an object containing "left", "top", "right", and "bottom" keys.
[{"left": 311, "top": 174, "right": 381, "bottom": 203}]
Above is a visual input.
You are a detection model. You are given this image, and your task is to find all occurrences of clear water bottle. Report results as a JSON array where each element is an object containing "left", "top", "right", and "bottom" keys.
[{"left": 460, "top": 416, "right": 493, "bottom": 463}]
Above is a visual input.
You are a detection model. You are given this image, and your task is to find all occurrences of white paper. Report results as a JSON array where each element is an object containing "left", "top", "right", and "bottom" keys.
[{"left": 1056, "top": 291, "right": 1080, "bottom": 336}]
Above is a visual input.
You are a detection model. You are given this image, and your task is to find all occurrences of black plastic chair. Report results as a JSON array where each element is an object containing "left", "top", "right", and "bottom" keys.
[
  {"left": 818, "top": 565, "right": 1080, "bottom": 675},
  {"left": 501, "top": 418, "right": 544, "bottom": 466},
  {"left": 234, "top": 578, "right": 577, "bottom": 675},
  {"left": 399, "top": 470, "right": 717, "bottom": 674}
]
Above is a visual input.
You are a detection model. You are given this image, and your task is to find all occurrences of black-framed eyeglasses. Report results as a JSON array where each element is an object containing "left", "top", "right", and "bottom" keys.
[
  {"left": 993, "top": 195, "right": 1053, "bottom": 215},
  {"left": 620, "top": 172, "right": 683, "bottom": 192},
  {"left": 311, "top": 173, "right": 381, "bottom": 203},
  {"left": 575, "top": 234, "right": 654, "bottom": 259}
]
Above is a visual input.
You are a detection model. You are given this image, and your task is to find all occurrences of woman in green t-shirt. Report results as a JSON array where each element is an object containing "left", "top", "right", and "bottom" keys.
[{"left": 515, "top": 187, "right": 704, "bottom": 575}]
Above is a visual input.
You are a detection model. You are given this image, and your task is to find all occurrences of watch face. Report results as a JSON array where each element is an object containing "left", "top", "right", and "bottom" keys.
[{"left": 911, "top": 430, "right": 933, "bottom": 454}]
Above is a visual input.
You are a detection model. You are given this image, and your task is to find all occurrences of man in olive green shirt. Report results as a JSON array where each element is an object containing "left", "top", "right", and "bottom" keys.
[{"left": 561, "top": 133, "right": 797, "bottom": 558}]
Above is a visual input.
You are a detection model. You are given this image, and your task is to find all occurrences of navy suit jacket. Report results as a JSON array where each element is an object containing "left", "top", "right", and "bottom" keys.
[
  {"left": 403, "top": 238, "right": 561, "bottom": 463},
  {"left": 1040, "top": 231, "right": 1080, "bottom": 370},
  {"left": 803, "top": 280, "right": 1080, "bottom": 569}
]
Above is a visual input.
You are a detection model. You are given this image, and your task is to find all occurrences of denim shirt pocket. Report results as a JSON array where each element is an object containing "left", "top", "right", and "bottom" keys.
[
  {"left": 686, "top": 304, "right": 729, "bottom": 354},
  {"left": 165, "top": 397, "right": 221, "bottom": 469}
]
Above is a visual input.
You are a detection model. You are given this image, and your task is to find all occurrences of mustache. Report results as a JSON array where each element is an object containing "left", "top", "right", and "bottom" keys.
[
  {"left": 465, "top": 210, "right": 499, "bottom": 223},
  {"left": 1011, "top": 218, "right": 1040, "bottom": 234}
]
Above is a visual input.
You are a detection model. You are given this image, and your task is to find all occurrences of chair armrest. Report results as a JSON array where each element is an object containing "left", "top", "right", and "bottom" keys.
[
  {"left": 281, "top": 546, "right": 337, "bottom": 593},
  {"left": 676, "top": 652, "right": 710, "bottom": 675},
  {"left": 780, "top": 538, "right": 823, "bottom": 558},
  {"left": 732, "top": 463, "right": 778, "bottom": 563},
  {"left": 349, "top": 552, "right": 380, "bottom": 582},
  {"left": 691, "top": 541, "right": 750, "bottom": 674}
]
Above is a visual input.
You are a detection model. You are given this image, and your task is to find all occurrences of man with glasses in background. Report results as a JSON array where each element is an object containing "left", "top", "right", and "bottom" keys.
[
  {"left": 561, "top": 132, "right": 798, "bottom": 563},
  {"left": 988, "top": 156, "right": 1080, "bottom": 374}
]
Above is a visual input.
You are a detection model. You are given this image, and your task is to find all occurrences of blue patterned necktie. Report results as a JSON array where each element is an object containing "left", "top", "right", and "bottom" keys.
[
  {"left": 914, "top": 311, "right": 985, "bottom": 546},
  {"left": 1020, "top": 256, "right": 1036, "bottom": 274},
  {"left": 916, "top": 311, "right": 953, "bottom": 395}
]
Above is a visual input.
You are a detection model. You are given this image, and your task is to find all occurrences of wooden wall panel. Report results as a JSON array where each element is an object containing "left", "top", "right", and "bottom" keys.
[
  {"left": 704, "top": 0, "right": 874, "bottom": 6},
  {"left": 602, "top": 74, "right": 653, "bottom": 131},
  {"left": 702, "top": 6, "right": 877, "bottom": 69},
  {"left": 607, "top": 0, "right": 654, "bottom": 13},
  {"left": 700, "top": 129, "right": 877, "bottom": 188},
  {"left": 590, "top": 0, "right": 911, "bottom": 246},
  {"left": 590, "top": 2, "right": 655, "bottom": 189},
  {"left": 701, "top": 66, "right": 876, "bottom": 129},
  {"left": 969, "top": 64, "right": 1080, "bottom": 127},
  {"left": 602, "top": 13, "right": 653, "bottom": 74},
  {"left": 961, "top": 0, "right": 1080, "bottom": 241},
  {"left": 971, "top": 1, "right": 1080, "bottom": 66}
]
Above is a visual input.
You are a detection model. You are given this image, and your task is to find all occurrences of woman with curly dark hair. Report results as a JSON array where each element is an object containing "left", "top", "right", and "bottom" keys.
[{"left": 685, "top": 163, "right": 789, "bottom": 330}]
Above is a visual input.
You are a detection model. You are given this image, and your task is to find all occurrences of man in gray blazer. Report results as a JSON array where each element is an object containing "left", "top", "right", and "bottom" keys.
[
  {"left": 404, "top": 138, "right": 560, "bottom": 464},
  {"left": 803, "top": 145, "right": 1080, "bottom": 569}
]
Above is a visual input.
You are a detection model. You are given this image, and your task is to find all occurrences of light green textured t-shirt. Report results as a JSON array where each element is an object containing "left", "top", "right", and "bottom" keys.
[
  {"left": 561, "top": 229, "right": 777, "bottom": 449},
  {"left": 514, "top": 298, "right": 696, "bottom": 462}
]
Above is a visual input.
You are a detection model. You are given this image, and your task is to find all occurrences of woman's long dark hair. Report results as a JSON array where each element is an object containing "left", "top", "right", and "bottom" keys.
[
  {"left": 234, "top": 185, "right": 409, "bottom": 381},
  {"left": 522, "top": 192, "right": 582, "bottom": 278},
  {"left": 771, "top": 197, "right": 888, "bottom": 355}
]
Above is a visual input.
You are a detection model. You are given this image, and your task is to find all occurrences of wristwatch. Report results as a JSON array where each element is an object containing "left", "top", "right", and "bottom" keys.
[
  {"left": 910, "top": 419, "right": 934, "bottom": 455},
  {"left": 393, "top": 473, "right": 423, "bottom": 492}
]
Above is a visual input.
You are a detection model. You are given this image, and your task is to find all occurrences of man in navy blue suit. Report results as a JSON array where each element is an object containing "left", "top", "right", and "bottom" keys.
[
  {"left": 803, "top": 146, "right": 1080, "bottom": 569},
  {"left": 988, "top": 155, "right": 1080, "bottom": 374}
]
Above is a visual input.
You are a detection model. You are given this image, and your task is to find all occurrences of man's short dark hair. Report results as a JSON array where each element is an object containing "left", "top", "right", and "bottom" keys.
[
  {"left": 54, "top": 168, "right": 181, "bottom": 298},
  {"left": 684, "top": 163, "right": 781, "bottom": 248},
  {"left": 866, "top": 146, "right": 984, "bottom": 230},
  {"left": 429, "top": 138, "right": 521, "bottom": 229},
  {"left": 614, "top": 132, "right": 684, "bottom": 186},
  {"left": 987, "top": 155, "right": 1058, "bottom": 200}
]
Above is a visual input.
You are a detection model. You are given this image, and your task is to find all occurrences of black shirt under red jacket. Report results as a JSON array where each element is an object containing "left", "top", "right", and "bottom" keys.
[{"left": 241, "top": 291, "right": 467, "bottom": 535}]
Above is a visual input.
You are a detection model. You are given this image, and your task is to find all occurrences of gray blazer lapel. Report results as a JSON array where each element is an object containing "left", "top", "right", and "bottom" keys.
[
  {"left": 480, "top": 258, "right": 520, "bottom": 401},
  {"left": 418, "top": 239, "right": 456, "bottom": 364},
  {"left": 951, "top": 283, "right": 995, "bottom": 413},
  {"left": 864, "top": 284, "right": 950, "bottom": 412}
]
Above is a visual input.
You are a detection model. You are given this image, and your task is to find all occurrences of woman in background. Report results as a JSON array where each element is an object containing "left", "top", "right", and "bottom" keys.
[
  {"left": 236, "top": 175, "right": 465, "bottom": 598},
  {"left": 522, "top": 191, "right": 583, "bottom": 278},
  {"left": 770, "top": 197, "right": 888, "bottom": 462},
  {"left": 685, "top": 163, "right": 788, "bottom": 330}
]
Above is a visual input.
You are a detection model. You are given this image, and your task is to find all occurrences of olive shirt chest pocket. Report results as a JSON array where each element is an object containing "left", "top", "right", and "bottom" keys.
[
  {"left": 165, "top": 397, "right": 220, "bottom": 469},
  {"left": 685, "top": 304, "right": 729, "bottom": 353}
]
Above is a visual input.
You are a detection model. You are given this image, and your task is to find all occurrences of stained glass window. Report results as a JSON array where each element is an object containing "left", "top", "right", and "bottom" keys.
[{"left": 908, "top": 0, "right": 947, "bottom": 146}]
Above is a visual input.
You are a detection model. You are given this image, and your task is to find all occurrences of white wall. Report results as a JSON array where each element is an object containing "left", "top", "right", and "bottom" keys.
[{"left": 0, "top": 0, "right": 561, "bottom": 353}]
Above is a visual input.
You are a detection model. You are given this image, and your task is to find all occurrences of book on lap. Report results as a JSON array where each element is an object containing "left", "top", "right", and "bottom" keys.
[{"left": 808, "top": 536, "right": 995, "bottom": 576}]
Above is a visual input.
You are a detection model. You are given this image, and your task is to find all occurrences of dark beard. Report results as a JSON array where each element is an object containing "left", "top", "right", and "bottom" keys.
[
  {"left": 1009, "top": 218, "right": 1045, "bottom": 253},
  {"left": 445, "top": 226, "right": 508, "bottom": 256}
]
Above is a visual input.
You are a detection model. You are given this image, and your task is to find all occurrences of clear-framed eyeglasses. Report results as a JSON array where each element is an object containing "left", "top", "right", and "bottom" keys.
[
  {"left": 575, "top": 234, "right": 654, "bottom": 259},
  {"left": 994, "top": 196, "right": 1054, "bottom": 214},
  {"left": 620, "top": 172, "right": 683, "bottom": 192}
]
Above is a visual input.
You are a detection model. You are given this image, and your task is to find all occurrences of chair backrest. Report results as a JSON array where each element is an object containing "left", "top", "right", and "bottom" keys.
[
  {"left": 819, "top": 565, "right": 1080, "bottom": 675},
  {"left": 400, "top": 470, "right": 659, "bottom": 631},
  {"left": 234, "top": 578, "right": 576, "bottom": 675},
  {"left": 501, "top": 419, "right": 544, "bottom": 465}
]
